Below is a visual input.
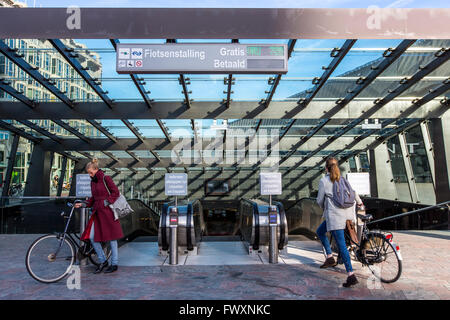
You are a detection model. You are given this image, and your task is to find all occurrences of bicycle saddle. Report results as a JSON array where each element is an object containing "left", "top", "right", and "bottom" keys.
[{"left": 357, "top": 213, "right": 373, "bottom": 221}]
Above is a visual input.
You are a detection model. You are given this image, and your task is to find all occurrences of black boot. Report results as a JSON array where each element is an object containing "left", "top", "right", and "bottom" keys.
[
  {"left": 343, "top": 274, "right": 359, "bottom": 288},
  {"left": 93, "top": 261, "right": 109, "bottom": 274},
  {"left": 104, "top": 265, "right": 118, "bottom": 273}
]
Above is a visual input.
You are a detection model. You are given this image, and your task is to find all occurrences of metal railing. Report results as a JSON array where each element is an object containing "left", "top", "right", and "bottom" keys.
[{"left": 367, "top": 200, "right": 450, "bottom": 225}]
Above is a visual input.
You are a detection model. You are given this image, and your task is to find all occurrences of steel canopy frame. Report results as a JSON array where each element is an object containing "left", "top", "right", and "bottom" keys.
[
  {"left": 281, "top": 47, "right": 450, "bottom": 174},
  {"left": 48, "top": 39, "right": 113, "bottom": 107},
  {"left": 0, "top": 39, "right": 74, "bottom": 108},
  {"left": 297, "top": 39, "right": 356, "bottom": 107},
  {"left": 263, "top": 39, "right": 297, "bottom": 108}
]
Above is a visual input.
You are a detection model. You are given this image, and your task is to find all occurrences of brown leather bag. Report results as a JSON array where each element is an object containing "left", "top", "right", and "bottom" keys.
[{"left": 346, "top": 219, "right": 359, "bottom": 244}]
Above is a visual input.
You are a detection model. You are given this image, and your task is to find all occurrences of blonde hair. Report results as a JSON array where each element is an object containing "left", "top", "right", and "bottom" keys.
[
  {"left": 85, "top": 157, "right": 99, "bottom": 171},
  {"left": 325, "top": 157, "right": 340, "bottom": 183}
]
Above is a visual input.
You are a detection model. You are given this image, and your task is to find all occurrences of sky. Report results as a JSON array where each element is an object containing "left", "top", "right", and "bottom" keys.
[{"left": 17, "top": 0, "right": 450, "bottom": 8}]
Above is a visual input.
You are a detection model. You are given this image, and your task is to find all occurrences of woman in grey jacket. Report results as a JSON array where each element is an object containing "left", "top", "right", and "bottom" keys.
[{"left": 316, "top": 157, "right": 363, "bottom": 288}]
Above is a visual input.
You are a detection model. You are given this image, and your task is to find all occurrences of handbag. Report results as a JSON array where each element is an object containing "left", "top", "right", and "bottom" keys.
[
  {"left": 346, "top": 219, "right": 359, "bottom": 245},
  {"left": 102, "top": 176, "right": 134, "bottom": 220}
]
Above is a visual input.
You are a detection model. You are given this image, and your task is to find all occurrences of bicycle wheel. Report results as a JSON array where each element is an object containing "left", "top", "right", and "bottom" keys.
[
  {"left": 362, "top": 233, "right": 402, "bottom": 283},
  {"left": 88, "top": 242, "right": 112, "bottom": 266},
  {"left": 25, "top": 234, "right": 75, "bottom": 283}
]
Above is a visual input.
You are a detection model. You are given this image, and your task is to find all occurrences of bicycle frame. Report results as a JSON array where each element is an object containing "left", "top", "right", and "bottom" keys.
[{"left": 345, "top": 219, "right": 402, "bottom": 265}]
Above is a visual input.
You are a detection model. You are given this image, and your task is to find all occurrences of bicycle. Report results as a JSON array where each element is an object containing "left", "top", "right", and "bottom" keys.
[
  {"left": 25, "top": 200, "right": 111, "bottom": 283},
  {"left": 328, "top": 213, "right": 403, "bottom": 283},
  {"left": 9, "top": 183, "right": 23, "bottom": 197}
]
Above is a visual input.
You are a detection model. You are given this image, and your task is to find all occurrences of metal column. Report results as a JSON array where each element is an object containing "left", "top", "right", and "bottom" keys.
[
  {"left": 79, "top": 207, "right": 88, "bottom": 266},
  {"left": 268, "top": 197, "right": 278, "bottom": 264},
  {"left": 398, "top": 132, "right": 420, "bottom": 203},
  {"left": 24, "top": 145, "right": 53, "bottom": 197},
  {"left": 430, "top": 117, "right": 450, "bottom": 204},
  {"left": 169, "top": 206, "right": 179, "bottom": 265},
  {"left": 69, "top": 159, "right": 90, "bottom": 196},
  {"left": 1, "top": 134, "right": 20, "bottom": 204},
  {"left": 369, "top": 143, "right": 398, "bottom": 200},
  {"left": 354, "top": 155, "right": 362, "bottom": 172},
  {"left": 57, "top": 156, "right": 68, "bottom": 197}
]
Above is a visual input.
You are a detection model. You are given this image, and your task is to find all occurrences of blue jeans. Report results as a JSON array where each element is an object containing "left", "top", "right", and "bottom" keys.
[
  {"left": 316, "top": 220, "right": 353, "bottom": 273},
  {"left": 89, "top": 221, "right": 119, "bottom": 266}
]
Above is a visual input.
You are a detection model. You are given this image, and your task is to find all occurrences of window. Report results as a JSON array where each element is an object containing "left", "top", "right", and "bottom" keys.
[
  {"left": 387, "top": 136, "right": 408, "bottom": 183},
  {"left": 0, "top": 54, "right": 5, "bottom": 74},
  {"left": 404, "top": 126, "right": 433, "bottom": 183},
  {"left": 51, "top": 58, "right": 56, "bottom": 74}
]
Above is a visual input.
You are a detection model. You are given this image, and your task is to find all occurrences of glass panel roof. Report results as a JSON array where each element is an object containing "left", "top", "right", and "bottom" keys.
[{"left": 1, "top": 38, "right": 448, "bottom": 103}]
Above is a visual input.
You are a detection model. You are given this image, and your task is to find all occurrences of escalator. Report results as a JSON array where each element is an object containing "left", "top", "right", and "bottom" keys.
[
  {"left": 0, "top": 198, "right": 161, "bottom": 242},
  {"left": 280, "top": 197, "right": 449, "bottom": 241}
]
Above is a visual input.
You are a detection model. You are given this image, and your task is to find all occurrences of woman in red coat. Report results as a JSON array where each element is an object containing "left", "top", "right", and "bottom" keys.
[{"left": 76, "top": 158, "right": 123, "bottom": 274}]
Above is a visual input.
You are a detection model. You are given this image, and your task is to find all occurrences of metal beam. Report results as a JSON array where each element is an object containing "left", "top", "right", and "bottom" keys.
[
  {"left": 1, "top": 99, "right": 446, "bottom": 120},
  {"left": 0, "top": 40, "right": 74, "bottom": 107},
  {"left": 288, "top": 101, "right": 450, "bottom": 201},
  {"left": 0, "top": 79, "right": 35, "bottom": 108},
  {"left": 264, "top": 39, "right": 297, "bottom": 108},
  {"left": 48, "top": 39, "right": 113, "bottom": 108},
  {"left": 1, "top": 134, "right": 19, "bottom": 199},
  {"left": 224, "top": 39, "right": 239, "bottom": 108},
  {"left": 298, "top": 39, "right": 356, "bottom": 107},
  {"left": 420, "top": 121, "right": 435, "bottom": 186},
  {"left": 337, "top": 40, "right": 416, "bottom": 107},
  {"left": 56, "top": 156, "right": 67, "bottom": 196},
  {"left": 279, "top": 119, "right": 329, "bottom": 165},
  {"left": 52, "top": 119, "right": 90, "bottom": 143},
  {"left": 284, "top": 49, "right": 450, "bottom": 173},
  {"left": 2, "top": 8, "right": 449, "bottom": 39},
  {"left": 16, "top": 120, "right": 62, "bottom": 144},
  {"left": 102, "top": 151, "right": 119, "bottom": 162},
  {"left": 167, "top": 39, "right": 192, "bottom": 108},
  {"left": 86, "top": 120, "right": 117, "bottom": 143},
  {"left": 126, "top": 150, "right": 141, "bottom": 162},
  {"left": 121, "top": 119, "right": 144, "bottom": 142},
  {"left": 398, "top": 131, "right": 420, "bottom": 203},
  {"left": 0, "top": 120, "right": 42, "bottom": 144},
  {"left": 156, "top": 119, "right": 171, "bottom": 142},
  {"left": 110, "top": 39, "right": 153, "bottom": 108}
]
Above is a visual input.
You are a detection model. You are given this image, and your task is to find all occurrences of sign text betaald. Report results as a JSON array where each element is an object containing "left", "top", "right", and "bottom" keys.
[{"left": 116, "top": 43, "right": 287, "bottom": 74}]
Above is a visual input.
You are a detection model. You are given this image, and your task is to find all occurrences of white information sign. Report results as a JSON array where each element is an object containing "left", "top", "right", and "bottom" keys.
[
  {"left": 76, "top": 174, "right": 92, "bottom": 197},
  {"left": 346, "top": 172, "right": 371, "bottom": 196},
  {"left": 165, "top": 173, "right": 188, "bottom": 196},
  {"left": 260, "top": 172, "right": 282, "bottom": 195}
]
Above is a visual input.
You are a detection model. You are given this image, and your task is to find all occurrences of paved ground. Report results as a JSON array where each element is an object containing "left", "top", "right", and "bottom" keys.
[{"left": 0, "top": 231, "right": 449, "bottom": 300}]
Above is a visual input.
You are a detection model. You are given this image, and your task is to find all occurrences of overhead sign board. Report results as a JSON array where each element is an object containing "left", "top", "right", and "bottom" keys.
[
  {"left": 347, "top": 172, "right": 371, "bottom": 196},
  {"left": 260, "top": 172, "right": 282, "bottom": 196},
  {"left": 165, "top": 173, "right": 188, "bottom": 196},
  {"left": 76, "top": 174, "right": 92, "bottom": 197},
  {"left": 116, "top": 43, "right": 288, "bottom": 74}
]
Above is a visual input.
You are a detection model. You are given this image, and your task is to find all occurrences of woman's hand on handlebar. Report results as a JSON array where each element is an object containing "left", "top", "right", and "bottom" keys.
[{"left": 74, "top": 201, "right": 86, "bottom": 208}]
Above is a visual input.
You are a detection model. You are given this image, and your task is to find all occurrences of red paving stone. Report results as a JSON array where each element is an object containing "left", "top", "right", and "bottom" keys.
[{"left": 0, "top": 231, "right": 449, "bottom": 300}]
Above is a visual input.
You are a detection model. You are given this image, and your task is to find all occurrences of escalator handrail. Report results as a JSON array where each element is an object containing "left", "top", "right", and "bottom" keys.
[
  {"left": 186, "top": 202, "right": 193, "bottom": 250},
  {"left": 161, "top": 203, "right": 169, "bottom": 250},
  {"left": 240, "top": 198, "right": 260, "bottom": 250},
  {"left": 274, "top": 201, "right": 287, "bottom": 250},
  {"left": 367, "top": 200, "right": 450, "bottom": 225},
  {"left": 285, "top": 197, "right": 317, "bottom": 212}
]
